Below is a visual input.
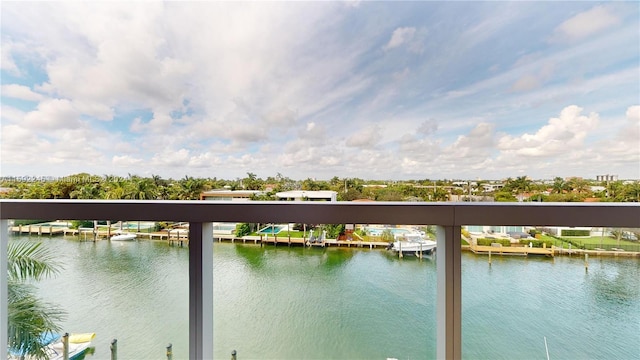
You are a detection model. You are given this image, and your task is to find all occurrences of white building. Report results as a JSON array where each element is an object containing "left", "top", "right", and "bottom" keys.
[{"left": 275, "top": 190, "right": 337, "bottom": 202}]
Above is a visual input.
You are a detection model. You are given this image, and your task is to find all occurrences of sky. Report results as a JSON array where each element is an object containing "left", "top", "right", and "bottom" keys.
[{"left": 1, "top": 1, "right": 639, "bottom": 181}]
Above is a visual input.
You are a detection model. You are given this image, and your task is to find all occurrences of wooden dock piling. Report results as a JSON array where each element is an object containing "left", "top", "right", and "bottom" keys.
[
  {"left": 585, "top": 253, "right": 589, "bottom": 271},
  {"left": 63, "top": 333, "right": 69, "bottom": 360},
  {"left": 110, "top": 339, "right": 117, "bottom": 360}
]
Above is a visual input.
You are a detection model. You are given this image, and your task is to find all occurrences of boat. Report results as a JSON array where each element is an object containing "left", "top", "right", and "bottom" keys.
[
  {"left": 387, "top": 234, "right": 437, "bottom": 256},
  {"left": 10, "top": 332, "right": 95, "bottom": 360},
  {"left": 111, "top": 232, "right": 136, "bottom": 241},
  {"left": 47, "top": 333, "right": 95, "bottom": 360}
]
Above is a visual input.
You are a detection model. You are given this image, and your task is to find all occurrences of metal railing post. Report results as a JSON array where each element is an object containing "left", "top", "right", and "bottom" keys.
[
  {"left": 436, "top": 225, "right": 462, "bottom": 360},
  {"left": 0, "top": 219, "right": 8, "bottom": 359},
  {"left": 189, "top": 222, "right": 213, "bottom": 360}
]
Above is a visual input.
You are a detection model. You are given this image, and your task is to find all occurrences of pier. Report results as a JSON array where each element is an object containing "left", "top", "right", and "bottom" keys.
[
  {"left": 469, "top": 243, "right": 555, "bottom": 256},
  {"left": 9, "top": 224, "right": 639, "bottom": 257},
  {"left": 215, "top": 234, "right": 389, "bottom": 249}
]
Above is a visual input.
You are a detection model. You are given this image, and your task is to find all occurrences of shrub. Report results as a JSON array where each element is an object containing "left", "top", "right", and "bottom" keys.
[
  {"left": 518, "top": 239, "right": 553, "bottom": 248},
  {"left": 561, "top": 229, "right": 590, "bottom": 237},
  {"left": 477, "top": 238, "right": 511, "bottom": 247},
  {"left": 236, "top": 223, "right": 251, "bottom": 237},
  {"left": 13, "top": 219, "right": 52, "bottom": 226},
  {"left": 71, "top": 220, "right": 94, "bottom": 229}
]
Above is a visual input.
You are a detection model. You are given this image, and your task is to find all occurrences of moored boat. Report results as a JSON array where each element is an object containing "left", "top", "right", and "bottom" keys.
[
  {"left": 111, "top": 232, "right": 136, "bottom": 241},
  {"left": 388, "top": 234, "right": 436, "bottom": 256}
]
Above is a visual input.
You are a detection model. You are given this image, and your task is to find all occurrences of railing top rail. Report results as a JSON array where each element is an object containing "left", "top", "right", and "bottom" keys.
[{"left": 0, "top": 200, "right": 638, "bottom": 227}]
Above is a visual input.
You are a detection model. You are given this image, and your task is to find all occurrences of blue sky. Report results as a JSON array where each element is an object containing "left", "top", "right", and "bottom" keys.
[{"left": 1, "top": 1, "right": 638, "bottom": 180}]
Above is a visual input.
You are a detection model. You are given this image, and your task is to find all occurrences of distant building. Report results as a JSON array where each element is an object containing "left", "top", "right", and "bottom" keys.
[
  {"left": 482, "top": 183, "right": 504, "bottom": 192},
  {"left": 464, "top": 225, "right": 528, "bottom": 235},
  {"left": 596, "top": 175, "right": 618, "bottom": 182},
  {"left": 199, "top": 190, "right": 264, "bottom": 201},
  {"left": 275, "top": 190, "right": 337, "bottom": 202}
]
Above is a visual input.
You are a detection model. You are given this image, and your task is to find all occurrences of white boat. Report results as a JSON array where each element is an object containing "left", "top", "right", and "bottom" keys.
[
  {"left": 388, "top": 234, "right": 436, "bottom": 255},
  {"left": 111, "top": 232, "right": 136, "bottom": 241}
]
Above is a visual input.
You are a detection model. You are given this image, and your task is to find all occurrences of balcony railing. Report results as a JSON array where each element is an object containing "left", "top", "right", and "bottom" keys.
[{"left": 1, "top": 200, "right": 639, "bottom": 359}]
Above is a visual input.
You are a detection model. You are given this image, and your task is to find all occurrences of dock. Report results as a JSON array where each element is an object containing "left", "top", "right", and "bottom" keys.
[
  {"left": 10, "top": 225, "right": 66, "bottom": 236},
  {"left": 469, "top": 243, "right": 555, "bottom": 256},
  {"left": 214, "top": 234, "right": 389, "bottom": 249}
]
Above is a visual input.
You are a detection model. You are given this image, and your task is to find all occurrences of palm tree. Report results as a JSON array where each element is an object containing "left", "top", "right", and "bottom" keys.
[
  {"left": 551, "top": 177, "right": 567, "bottom": 194},
  {"left": 8, "top": 241, "right": 66, "bottom": 359}
]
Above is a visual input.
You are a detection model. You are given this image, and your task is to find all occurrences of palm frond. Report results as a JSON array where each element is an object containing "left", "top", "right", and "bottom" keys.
[
  {"left": 8, "top": 281, "right": 66, "bottom": 359},
  {"left": 8, "top": 241, "right": 63, "bottom": 282}
]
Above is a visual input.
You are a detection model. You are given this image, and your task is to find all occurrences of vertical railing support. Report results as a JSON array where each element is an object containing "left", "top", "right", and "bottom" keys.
[
  {"left": 0, "top": 219, "right": 8, "bottom": 359},
  {"left": 189, "top": 222, "right": 213, "bottom": 360},
  {"left": 436, "top": 225, "right": 462, "bottom": 360}
]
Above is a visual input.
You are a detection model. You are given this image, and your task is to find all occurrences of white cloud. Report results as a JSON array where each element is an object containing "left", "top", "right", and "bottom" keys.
[
  {"left": 263, "top": 107, "right": 297, "bottom": 126},
  {"left": 23, "top": 99, "right": 81, "bottom": 129},
  {"left": 384, "top": 27, "right": 416, "bottom": 50},
  {"left": 551, "top": 5, "right": 620, "bottom": 43},
  {"left": 442, "top": 122, "right": 495, "bottom": 161},
  {"left": 498, "top": 105, "right": 598, "bottom": 157},
  {"left": 151, "top": 148, "right": 191, "bottom": 167},
  {"left": 112, "top": 155, "right": 143, "bottom": 167},
  {"left": 626, "top": 105, "right": 640, "bottom": 122},
  {"left": 1, "top": 105, "right": 25, "bottom": 124},
  {"left": 417, "top": 119, "right": 438, "bottom": 136},
  {"left": 383, "top": 27, "right": 426, "bottom": 53},
  {"left": 346, "top": 125, "right": 381, "bottom": 149},
  {"left": 1, "top": 84, "right": 45, "bottom": 101}
]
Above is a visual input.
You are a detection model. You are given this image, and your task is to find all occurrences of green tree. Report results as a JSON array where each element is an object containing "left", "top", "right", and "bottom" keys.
[
  {"left": 236, "top": 223, "right": 253, "bottom": 237},
  {"left": 8, "top": 241, "right": 66, "bottom": 359},
  {"left": 242, "top": 172, "right": 263, "bottom": 190},
  {"left": 551, "top": 177, "right": 567, "bottom": 194}
]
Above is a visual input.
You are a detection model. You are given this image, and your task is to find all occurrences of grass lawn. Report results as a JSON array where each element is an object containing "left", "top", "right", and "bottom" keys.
[
  {"left": 574, "top": 236, "right": 637, "bottom": 247},
  {"left": 541, "top": 234, "right": 639, "bottom": 250}
]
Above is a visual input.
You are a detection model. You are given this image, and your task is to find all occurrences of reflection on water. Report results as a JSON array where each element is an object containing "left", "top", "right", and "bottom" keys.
[{"left": 12, "top": 236, "right": 640, "bottom": 359}]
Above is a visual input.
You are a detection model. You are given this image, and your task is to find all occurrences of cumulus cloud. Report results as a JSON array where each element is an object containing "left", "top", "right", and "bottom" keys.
[
  {"left": 1, "top": 84, "right": 45, "bottom": 101},
  {"left": 443, "top": 122, "right": 495, "bottom": 160},
  {"left": 626, "top": 105, "right": 640, "bottom": 122},
  {"left": 1, "top": 105, "right": 25, "bottom": 124},
  {"left": 23, "top": 99, "right": 81, "bottom": 129},
  {"left": 551, "top": 5, "right": 620, "bottom": 43},
  {"left": 498, "top": 105, "right": 598, "bottom": 157},
  {"left": 416, "top": 119, "right": 438, "bottom": 136},
  {"left": 151, "top": 148, "right": 191, "bottom": 167},
  {"left": 346, "top": 125, "right": 381, "bottom": 149},
  {"left": 112, "top": 155, "right": 143, "bottom": 167},
  {"left": 263, "top": 107, "right": 297, "bottom": 126}
]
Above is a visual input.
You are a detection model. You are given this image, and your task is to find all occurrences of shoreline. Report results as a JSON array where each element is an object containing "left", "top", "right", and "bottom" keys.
[{"left": 9, "top": 226, "right": 640, "bottom": 258}]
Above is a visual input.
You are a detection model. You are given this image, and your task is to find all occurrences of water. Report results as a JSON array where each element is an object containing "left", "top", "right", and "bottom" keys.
[
  {"left": 257, "top": 225, "right": 285, "bottom": 234},
  {"left": 12, "top": 236, "right": 640, "bottom": 359}
]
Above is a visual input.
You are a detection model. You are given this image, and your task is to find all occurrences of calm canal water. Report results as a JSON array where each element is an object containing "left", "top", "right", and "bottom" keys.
[{"left": 13, "top": 235, "right": 640, "bottom": 359}]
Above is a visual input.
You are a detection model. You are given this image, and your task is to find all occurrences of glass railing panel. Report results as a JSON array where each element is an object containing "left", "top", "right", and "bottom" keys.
[
  {"left": 7, "top": 219, "right": 189, "bottom": 359},
  {"left": 461, "top": 223, "right": 640, "bottom": 359},
  {"left": 212, "top": 222, "right": 437, "bottom": 359}
]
